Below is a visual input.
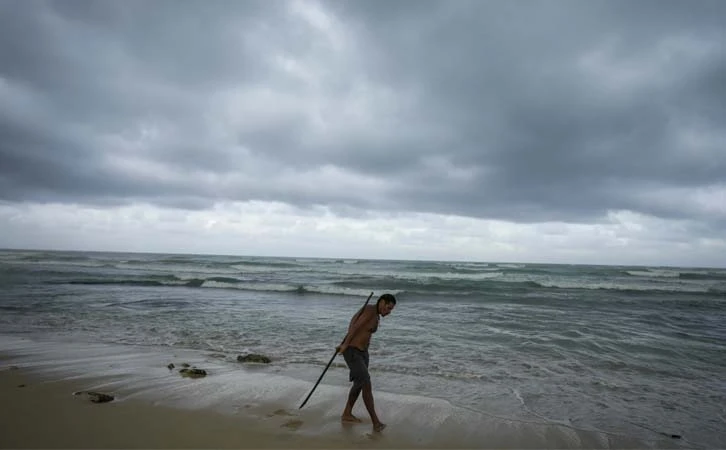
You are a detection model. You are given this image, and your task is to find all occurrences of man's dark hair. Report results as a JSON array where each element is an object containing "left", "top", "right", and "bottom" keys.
[{"left": 377, "top": 293, "right": 396, "bottom": 305}]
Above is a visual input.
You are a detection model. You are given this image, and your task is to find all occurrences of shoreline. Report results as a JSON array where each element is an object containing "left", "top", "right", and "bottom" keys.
[
  {"left": 0, "top": 336, "right": 688, "bottom": 449},
  {"left": 0, "top": 363, "right": 410, "bottom": 449}
]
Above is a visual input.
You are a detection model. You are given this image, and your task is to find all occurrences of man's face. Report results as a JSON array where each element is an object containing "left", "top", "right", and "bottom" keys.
[{"left": 379, "top": 301, "right": 395, "bottom": 317}]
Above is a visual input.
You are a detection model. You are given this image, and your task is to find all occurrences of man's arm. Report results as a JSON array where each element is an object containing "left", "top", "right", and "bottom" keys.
[{"left": 337, "top": 307, "right": 375, "bottom": 352}]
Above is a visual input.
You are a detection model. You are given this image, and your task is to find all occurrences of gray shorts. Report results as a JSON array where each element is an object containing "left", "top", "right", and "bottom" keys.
[{"left": 343, "top": 347, "right": 370, "bottom": 388}]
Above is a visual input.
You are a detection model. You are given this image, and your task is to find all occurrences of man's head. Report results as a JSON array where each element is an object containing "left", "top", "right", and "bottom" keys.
[{"left": 376, "top": 293, "right": 396, "bottom": 317}]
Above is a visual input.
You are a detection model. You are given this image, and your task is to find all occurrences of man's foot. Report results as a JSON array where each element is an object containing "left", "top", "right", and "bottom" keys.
[
  {"left": 373, "top": 422, "right": 387, "bottom": 432},
  {"left": 341, "top": 414, "right": 363, "bottom": 423}
]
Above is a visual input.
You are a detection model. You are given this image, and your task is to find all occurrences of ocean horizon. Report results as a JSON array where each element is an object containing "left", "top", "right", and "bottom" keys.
[{"left": 2, "top": 246, "right": 723, "bottom": 270}]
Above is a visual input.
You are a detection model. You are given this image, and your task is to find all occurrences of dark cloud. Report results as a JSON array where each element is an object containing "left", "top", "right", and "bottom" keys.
[
  {"left": 1, "top": 0, "right": 724, "bottom": 230},
  {"left": 327, "top": 0, "right": 726, "bottom": 222}
]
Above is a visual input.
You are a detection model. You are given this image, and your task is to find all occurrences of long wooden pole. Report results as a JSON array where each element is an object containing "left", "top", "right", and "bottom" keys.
[{"left": 298, "top": 291, "right": 374, "bottom": 409}]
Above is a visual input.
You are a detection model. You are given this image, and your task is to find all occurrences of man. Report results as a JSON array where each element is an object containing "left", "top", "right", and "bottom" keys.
[{"left": 336, "top": 293, "right": 396, "bottom": 432}]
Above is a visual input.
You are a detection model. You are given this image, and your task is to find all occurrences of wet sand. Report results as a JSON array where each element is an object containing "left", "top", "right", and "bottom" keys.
[
  {"left": 0, "top": 346, "right": 680, "bottom": 450},
  {"left": 0, "top": 364, "right": 398, "bottom": 449}
]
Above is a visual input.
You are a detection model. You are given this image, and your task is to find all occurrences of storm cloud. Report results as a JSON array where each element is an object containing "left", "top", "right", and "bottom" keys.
[{"left": 1, "top": 0, "right": 724, "bottom": 264}]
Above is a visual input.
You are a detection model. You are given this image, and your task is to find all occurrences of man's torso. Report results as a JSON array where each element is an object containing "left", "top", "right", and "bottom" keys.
[{"left": 347, "top": 305, "right": 379, "bottom": 351}]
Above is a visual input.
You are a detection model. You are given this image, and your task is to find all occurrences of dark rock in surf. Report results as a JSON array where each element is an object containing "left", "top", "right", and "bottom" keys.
[
  {"left": 179, "top": 368, "right": 207, "bottom": 378},
  {"left": 237, "top": 353, "right": 271, "bottom": 364},
  {"left": 167, "top": 363, "right": 175, "bottom": 370},
  {"left": 74, "top": 391, "right": 115, "bottom": 403},
  {"left": 181, "top": 363, "right": 191, "bottom": 368}
]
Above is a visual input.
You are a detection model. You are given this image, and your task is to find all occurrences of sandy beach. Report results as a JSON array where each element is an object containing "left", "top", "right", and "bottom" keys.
[
  {"left": 0, "top": 360, "right": 407, "bottom": 449},
  {"left": 0, "top": 333, "right": 691, "bottom": 450}
]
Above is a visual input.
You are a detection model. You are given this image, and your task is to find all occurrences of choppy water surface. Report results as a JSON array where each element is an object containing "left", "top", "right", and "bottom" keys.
[{"left": 1, "top": 249, "right": 724, "bottom": 448}]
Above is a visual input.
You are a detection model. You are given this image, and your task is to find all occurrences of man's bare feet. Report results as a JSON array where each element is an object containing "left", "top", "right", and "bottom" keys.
[
  {"left": 341, "top": 414, "right": 363, "bottom": 423},
  {"left": 373, "top": 422, "right": 387, "bottom": 432}
]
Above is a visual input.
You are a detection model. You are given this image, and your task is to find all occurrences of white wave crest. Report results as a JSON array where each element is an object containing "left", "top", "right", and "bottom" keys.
[
  {"left": 536, "top": 279, "right": 708, "bottom": 293},
  {"left": 305, "top": 285, "right": 402, "bottom": 297},
  {"left": 626, "top": 269, "right": 680, "bottom": 278},
  {"left": 201, "top": 281, "right": 298, "bottom": 292},
  {"left": 199, "top": 281, "right": 400, "bottom": 297},
  {"left": 447, "top": 263, "right": 490, "bottom": 269},
  {"left": 117, "top": 262, "right": 239, "bottom": 275},
  {"left": 394, "top": 271, "right": 504, "bottom": 282}
]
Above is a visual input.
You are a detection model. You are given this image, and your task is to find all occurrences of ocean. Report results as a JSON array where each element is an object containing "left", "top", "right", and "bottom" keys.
[{"left": 1, "top": 249, "right": 724, "bottom": 448}]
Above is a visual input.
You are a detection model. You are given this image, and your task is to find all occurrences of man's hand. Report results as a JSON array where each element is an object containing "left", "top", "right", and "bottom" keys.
[{"left": 336, "top": 344, "right": 348, "bottom": 354}]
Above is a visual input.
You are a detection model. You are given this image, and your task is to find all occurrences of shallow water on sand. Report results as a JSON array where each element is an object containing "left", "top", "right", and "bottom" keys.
[{"left": 0, "top": 335, "right": 683, "bottom": 449}]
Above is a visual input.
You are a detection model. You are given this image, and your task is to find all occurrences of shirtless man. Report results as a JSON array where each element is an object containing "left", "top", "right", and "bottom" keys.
[{"left": 336, "top": 293, "right": 396, "bottom": 432}]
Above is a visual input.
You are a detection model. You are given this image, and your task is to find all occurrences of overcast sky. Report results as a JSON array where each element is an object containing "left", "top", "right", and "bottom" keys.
[{"left": 1, "top": 0, "right": 724, "bottom": 267}]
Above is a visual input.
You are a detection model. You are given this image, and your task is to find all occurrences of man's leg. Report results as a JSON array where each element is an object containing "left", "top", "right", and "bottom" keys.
[
  {"left": 361, "top": 380, "right": 386, "bottom": 431},
  {"left": 341, "top": 348, "right": 364, "bottom": 422},
  {"left": 342, "top": 383, "right": 363, "bottom": 422}
]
